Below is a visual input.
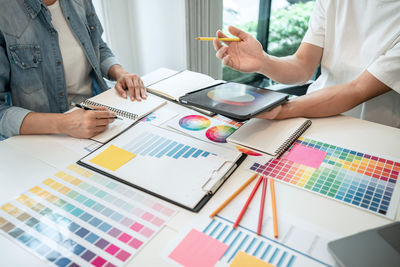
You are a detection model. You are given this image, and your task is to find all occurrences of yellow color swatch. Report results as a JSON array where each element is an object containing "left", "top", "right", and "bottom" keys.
[
  {"left": 229, "top": 251, "right": 275, "bottom": 267},
  {"left": 89, "top": 144, "right": 136, "bottom": 171}
]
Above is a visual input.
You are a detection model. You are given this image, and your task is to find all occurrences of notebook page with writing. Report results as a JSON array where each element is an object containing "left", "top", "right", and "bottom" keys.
[
  {"left": 227, "top": 118, "right": 312, "bottom": 157},
  {"left": 82, "top": 89, "right": 166, "bottom": 143}
]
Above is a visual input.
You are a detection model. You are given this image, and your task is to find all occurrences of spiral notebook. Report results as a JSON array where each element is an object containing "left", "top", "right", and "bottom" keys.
[
  {"left": 227, "top": 118, "right": 312, "bottom": 157},
  {"left": 79, "top": 89, "right": 166, "bottom": 143}
]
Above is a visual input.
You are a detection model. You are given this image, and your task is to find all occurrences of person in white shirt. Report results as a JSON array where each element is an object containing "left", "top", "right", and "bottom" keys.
[{"left": 214, "top": 0, "right": 400, "bottom": 128}]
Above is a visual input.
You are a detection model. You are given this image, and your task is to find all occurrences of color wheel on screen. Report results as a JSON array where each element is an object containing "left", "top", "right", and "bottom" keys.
[
  {"left": 207, "top": 87, "right": 262, "bottom": 106},
  {"left": 206, "top": 126, "right": 236, "bottom": 143},
  {"left": 179, "top": 115, "right": 211, "bottom": 131}
]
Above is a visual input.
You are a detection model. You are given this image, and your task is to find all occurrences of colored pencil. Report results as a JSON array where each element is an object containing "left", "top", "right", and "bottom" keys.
[
  {"left": 233, "top": 175, "right": 264, "bottom": 228},
  {"left": 209, "top": 173, "right": 258, "bottom": 218},
  {"left": 270, "top": 178, "right": 279, "bottom": 238},
  {"left": 257, "top": 176, "right": 268, "bottom": 235},
  {"left": 195, "top": 37, "right": 242, "bottom": 42}
]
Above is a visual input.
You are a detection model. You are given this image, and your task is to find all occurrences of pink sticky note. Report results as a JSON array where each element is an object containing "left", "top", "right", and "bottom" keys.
[
  {"left": 168, "top": 229, "right": 228, "bottom": 267},
  {"left": 285, "top": 143, "right": 327, "bottom": 169}
]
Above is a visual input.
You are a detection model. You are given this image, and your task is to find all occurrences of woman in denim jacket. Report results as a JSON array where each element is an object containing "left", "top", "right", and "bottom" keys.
[{"left": 0, "top": 0, "right": 146, "bottom": 139}]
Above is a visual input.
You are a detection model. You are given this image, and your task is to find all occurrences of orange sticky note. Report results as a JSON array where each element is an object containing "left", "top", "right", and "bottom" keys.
[
  {"left": 230, "top": 251, "right": 275, "bottom": 267},
  {"left": 89, "top": 144, "right": 136, "bottom": 171}
]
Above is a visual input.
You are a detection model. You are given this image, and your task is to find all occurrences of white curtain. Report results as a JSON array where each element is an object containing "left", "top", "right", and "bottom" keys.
[{"left": 185, "top": 0, "right": 223, "bottom": 79}]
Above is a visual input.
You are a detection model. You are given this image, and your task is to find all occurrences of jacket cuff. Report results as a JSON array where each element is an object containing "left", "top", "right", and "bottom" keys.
[
  {"left": 101, "top": 57, "right": 121, "bottom": 80},
  {"left": 0, "top": 106, "right": 31, "bottom": 137}
]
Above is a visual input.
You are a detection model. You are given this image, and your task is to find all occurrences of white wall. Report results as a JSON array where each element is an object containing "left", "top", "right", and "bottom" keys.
[{"left": 95, "top": 0, "right": 187, "bottom": 76}]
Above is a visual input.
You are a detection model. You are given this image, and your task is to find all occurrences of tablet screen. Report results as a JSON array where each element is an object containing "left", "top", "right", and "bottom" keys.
[{"left": 180, "top": 82, "right": 289, "bottom": 120}]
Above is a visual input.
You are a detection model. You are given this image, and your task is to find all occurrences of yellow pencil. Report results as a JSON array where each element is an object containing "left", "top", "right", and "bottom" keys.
[
  {"left": 209, "top": 173, "right": 258, "bottom": 218},
  {"left": 195, "top": 37, "right": 242, "bottom": 42},
  {"left": 270, "top": 178, "right": 279, "bottom": 238}
]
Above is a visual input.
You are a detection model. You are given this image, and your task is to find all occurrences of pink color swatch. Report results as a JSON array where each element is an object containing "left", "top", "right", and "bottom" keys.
[
  {"left": 91, "top": 256, "right": 107, "bottom": 267},
  {"left": 168, "top": 229, "right": 229, "bottom": 267},
  {"left": 128, "top": 238, "right": 143, "bottom": 249},
  {"left": 140, "top": 227, "right": 154, "bottom": 238},
  {"left": 118, "top": 233, "right": 132, "bottom": 243},
  {"left": 105, "top": 244, "right": 120, "bottom": 255},
  {"left": 130, "top": 222, "right": 144, "bottom": 232},
  {"left": 285, "top": 143, "right": 327, "bottom": 169},
  {"left": 116, "top": 250, "right": 131, "bottom": 262}
]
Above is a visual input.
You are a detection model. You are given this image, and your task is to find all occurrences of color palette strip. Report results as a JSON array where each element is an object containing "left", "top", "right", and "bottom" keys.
[
  {"left": 122, "top": 131, "right": 213, "bottom": 159},
  {"left": 213, "top": 114, "right": 244, "bottom": 128},
  {"left": 0, "top": 164, "right": 176, "bottom": 266},
  {"left": 249, "top": 137, "right": 400, "bottom": 218}
]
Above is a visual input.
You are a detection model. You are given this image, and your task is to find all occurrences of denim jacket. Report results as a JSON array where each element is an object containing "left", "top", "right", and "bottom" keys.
[{"left": 0, "top": 0, "right": 120, "bottom": 137}]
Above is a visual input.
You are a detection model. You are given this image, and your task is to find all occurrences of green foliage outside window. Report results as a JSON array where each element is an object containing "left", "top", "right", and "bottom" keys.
[{"left": 223, "top": 0, "right": 315, "bottom": 82}]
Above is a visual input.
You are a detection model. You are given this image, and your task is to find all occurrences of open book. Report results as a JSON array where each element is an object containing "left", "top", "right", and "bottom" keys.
[
  {"left": 80, "top": 89, "right": 166, "bottom": 143},
  {"left": 143, "top": 68, "right": 224, "bottom": 115},
  {"left": 227, "top": 117, "right": 312, "bottom": 157}
]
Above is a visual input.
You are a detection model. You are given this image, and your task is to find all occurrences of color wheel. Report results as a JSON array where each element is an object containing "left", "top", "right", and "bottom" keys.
[
  {"left": 207, "top": 86, "right": 263, "bottom": 106},
  {"left": 206, "top": 126, "right": 236, "bottom": 143},
  {"left": 179, "top": 115, "right": 211, "bottom": 131}
]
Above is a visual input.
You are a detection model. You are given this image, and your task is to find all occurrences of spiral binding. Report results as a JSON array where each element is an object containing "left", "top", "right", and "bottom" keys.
[
  {"left": 82, "top": 100, "right": 138, "bottom": 120},
  {"left": 274, "top": 119, "right": 312, "bottom": 157}
]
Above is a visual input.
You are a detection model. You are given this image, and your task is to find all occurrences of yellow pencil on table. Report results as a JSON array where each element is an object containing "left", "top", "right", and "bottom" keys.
[
  {"left": 270, "top": 178, "right": 279, "bottom": 238},
  {"left": 209, "top": 173, "right": 258, "bottom": 218},
  {"left": 195, "top": 37, "right": 242, "bottom": 42}
]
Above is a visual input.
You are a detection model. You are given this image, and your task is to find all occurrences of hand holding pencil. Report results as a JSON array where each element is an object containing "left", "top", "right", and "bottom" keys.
[{"left": 211, "top": 26, "right": 266, "bottom": 73}]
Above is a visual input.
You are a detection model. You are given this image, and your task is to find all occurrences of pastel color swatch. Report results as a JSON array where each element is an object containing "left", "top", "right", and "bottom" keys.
[
  {"left": 90, "top": 144, "right": 136, "bottom": 171},
  {"left": 168, "top": 229, "right": 229, "bottom": 267},
  {"left": 249, "top": 137, "right": 400, "bottom": 218},
  {"left": 0, "top": 164, "right": 176, "bottom": 267},
  {"left": 230, "top": 251, "right": 275, "bottom": 267},
  {"left": 285, "top": 143, "right": 327, "bottom": 169}
]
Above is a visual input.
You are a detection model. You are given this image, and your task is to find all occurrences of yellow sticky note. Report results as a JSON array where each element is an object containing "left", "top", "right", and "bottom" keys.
[
  {"left": 229, "top": 251, "right": 275, "bottom": 267},
  {"left": 89, "top": 144, "right": 136, "bottom": 171}
]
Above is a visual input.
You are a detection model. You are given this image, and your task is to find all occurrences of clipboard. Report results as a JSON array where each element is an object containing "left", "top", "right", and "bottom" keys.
[
  {"left": 77, "top": 123, "right": 246, "bottom": 212},
  {"left": 179, "top": 82, "right": 289, "bottom": 121}
]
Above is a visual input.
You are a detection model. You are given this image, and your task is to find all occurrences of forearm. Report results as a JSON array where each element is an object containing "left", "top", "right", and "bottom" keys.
[
  {"left": 20, "top": 112, "right": 65, "bottom": 135},
  {"left": 258, "top": 43, "right": 323, "bottom": 85},
  {"left": 274, "top": 70, "right": 392, "bottom": 119},
  {"left": 259, "top": 53, "right": 314, "bottom": 84}
]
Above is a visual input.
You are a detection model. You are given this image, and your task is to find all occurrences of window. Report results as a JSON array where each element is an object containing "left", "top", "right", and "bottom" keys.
[{"left": 222, "top": 0, "right": 315, "bottom": 87}]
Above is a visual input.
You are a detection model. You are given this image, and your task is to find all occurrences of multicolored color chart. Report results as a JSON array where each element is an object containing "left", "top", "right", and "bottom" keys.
[
  {"left": 0, "top": 164, "right": 175, "bottom": 266},
  {"left": 236, "top": 146, "right": 263, "bottom": 156},
  {"left": 249, "top": 137, "right": 400, "bottom": 218},
  {"left": 122, "top": 131, "right": 214, "bottom": 159},
  {"left": 165, "top": 216, "right": 332, "bottom": 267},
  {"left": 179, "top": 115, "right": 211, "bottom": 131},
  {"left": 205, "top": 126, "right": 236, "bottom": 143},
  {"left": 141, "top": 114, "right": 157, "bottom": 122}
]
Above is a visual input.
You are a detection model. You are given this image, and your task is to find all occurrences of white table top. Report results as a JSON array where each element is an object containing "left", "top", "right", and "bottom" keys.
[{"left": 1, "top": 114, "right": 399, "bottom": 266}]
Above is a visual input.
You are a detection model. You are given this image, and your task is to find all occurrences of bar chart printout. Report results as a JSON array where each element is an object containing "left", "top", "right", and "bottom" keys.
[
  {"left": 249, "top": 137, "right": 400, "bottom": 219},
  {"left": 0, "top": 164, "right": 176, "bottom": 267}
]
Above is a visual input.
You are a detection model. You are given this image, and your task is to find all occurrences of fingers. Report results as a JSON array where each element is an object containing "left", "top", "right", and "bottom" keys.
[
  {"left": 228, "top": 25, "right": 248, "bottom": 40},
  {"left": 133, "top": 78, "right": 142, "bottom": 102},
  {"left": 126, "top": 78, "right": 135, "bottom": 101},
  {"left": 255, "top": 106, "right": 282, "bottom": 120},
  {"left": 115, "top": 83, "right": 127, "bottom": 98},
  {"left": 216, "top": 46, "right": 228, "bottom": 60}
]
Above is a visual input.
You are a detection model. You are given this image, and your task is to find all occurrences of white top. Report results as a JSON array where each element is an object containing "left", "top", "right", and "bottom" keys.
[
  {"left": 48, "top": 0, "right": 92, "bottom": 105},
  {"left": 303, "top": 0, "right": 400, "bottom": 128}
]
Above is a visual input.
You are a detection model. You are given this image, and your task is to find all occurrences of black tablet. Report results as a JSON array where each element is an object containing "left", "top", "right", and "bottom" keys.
[{"left": 179, "top": 82, "right": 289, "bottom": 121}]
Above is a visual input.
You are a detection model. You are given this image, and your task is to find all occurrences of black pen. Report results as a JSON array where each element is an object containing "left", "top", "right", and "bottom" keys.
[{"left": 72, "top": 102, "right": 123, "bottom": 120}]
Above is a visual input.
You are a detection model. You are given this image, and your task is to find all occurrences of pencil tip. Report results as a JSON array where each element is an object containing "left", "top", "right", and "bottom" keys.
[{"left": 195, "top": 37, "right": 199, "bottom": 40}]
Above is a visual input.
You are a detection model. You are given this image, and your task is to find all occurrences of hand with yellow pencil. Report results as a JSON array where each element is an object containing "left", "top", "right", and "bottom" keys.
[{"left": 213, "top": 26, "right": 266, "bottom": 73}]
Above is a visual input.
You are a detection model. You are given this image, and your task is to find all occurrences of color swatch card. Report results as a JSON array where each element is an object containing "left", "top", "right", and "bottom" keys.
[
  {"left": 79, "top": 123, "right": 243, "bottom": 211},
  {"left": 249, "top": 137, "right": 400, "bottom": 219},
  {"left": 166, "top": 110, "right": 242, "bottom": 145},
  {"left": 163, "top": 215, "right": 333, "bottom": 267},
  {"left": 0, "top": 164, "right": 176, "bottom": 267}
]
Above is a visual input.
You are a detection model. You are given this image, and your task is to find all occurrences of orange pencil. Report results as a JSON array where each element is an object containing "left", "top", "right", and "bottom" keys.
[
  {"left": 209, "top": 173, "right": 258, "bottom": 218},
  {"left": 233, "top": 175, "right": 264, "bottom": 228},
  {"left": 195, "top": 37, "right": 242, "bottom": 42},
  {"left": 270, "top": 178, "right": 279, "bottom": 238}
]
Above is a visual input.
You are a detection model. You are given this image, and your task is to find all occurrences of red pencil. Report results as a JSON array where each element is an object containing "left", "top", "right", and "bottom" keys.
[
  {"left": 233, "top": 175, "right": 263, "bottom": 228},
  {"left": 257, "top": 176, "right": 268, "bottom": 235}
]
